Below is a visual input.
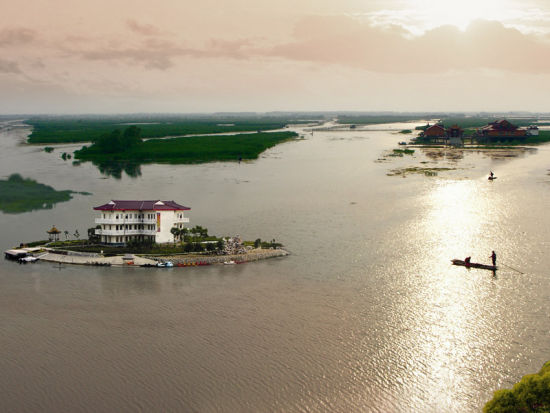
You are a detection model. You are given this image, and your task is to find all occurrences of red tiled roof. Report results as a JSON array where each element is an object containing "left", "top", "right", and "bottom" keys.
[{"left": 94, "top": 200, "right": 191, "bottom": 211}]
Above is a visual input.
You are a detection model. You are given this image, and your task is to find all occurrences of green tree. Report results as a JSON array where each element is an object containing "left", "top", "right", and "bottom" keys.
[
  {"left": 64, "top": 230, "right": 69, "bottom": 240},
  {"left": 170, "top": 226, "right": 180, "bottom": 244},
  {"left": 88, "top": 225, "right": 101, "bottom": 243},
  {"left": 73, "top": 229, "right": 80, "bottom": 240},
  {"left": 484, "top": 361, "right": 550, "bottom": 412},
  {"left": 254, "top": 238, "right": 261, "bottom": 248}
]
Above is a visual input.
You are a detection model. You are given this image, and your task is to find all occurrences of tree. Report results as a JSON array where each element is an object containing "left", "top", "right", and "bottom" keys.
[
  {"left": 121, "top": 125, "right": 142, "bottom": 148},
  {"left": 484, "top": 361, "right": 550, "bottom": 412},
  {"left": 64, "top": 230, "right": 69, "bottom": 240},
  {"left": 73, "top": 229, "right": 80, "bottom": 240},
  {"left": 88, "top": 225, "right": 101, "bottom": 243},
  {"left": 170, "top": 226, "right": 180, "bottom": 245},
  {"left": 254, "top": 238, "right": 261, "bottom": 248}
]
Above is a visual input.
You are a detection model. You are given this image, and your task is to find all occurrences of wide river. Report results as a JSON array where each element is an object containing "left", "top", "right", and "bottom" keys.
[{"left": 1, "top": 120, "right": 549, "bottom": 412}]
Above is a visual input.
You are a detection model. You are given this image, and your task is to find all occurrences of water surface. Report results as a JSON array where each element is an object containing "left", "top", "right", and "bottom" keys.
[{"left": 1, "top": 120, "right": 550, "bottom": 412}]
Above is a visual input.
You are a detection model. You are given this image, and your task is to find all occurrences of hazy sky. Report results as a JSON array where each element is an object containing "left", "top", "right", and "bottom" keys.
[{"left": 2, "top": 0, "right": 550, "bottom": 113}]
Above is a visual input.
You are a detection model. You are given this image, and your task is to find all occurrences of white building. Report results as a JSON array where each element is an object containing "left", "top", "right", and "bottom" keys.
[
  {"left": 94, "top": 200, "right": 190, "bottom": 245},
  {"left": 527, "top": 125, "right": 539, "bottom": 136}
]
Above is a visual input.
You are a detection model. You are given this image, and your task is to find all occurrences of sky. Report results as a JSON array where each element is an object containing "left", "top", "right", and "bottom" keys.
[{"left": 2, "top": 0, "right": 550, "bottom": 113}]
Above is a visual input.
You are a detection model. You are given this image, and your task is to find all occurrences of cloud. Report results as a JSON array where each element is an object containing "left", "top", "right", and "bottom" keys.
[
  {"left": 126, "top": 20, "right": 161, "bottom": 36},
  {"left": 261, "top": 16, "right": 550, "bottom": 74},
  {"left": 0, "top": 27, "right": 36, "bottom": 46},
  {"left": 72, "top": 36, "right": 256, "bottom": 70},
  {"left": 0, "top": 58, "right": 21, "bottom": 74}
]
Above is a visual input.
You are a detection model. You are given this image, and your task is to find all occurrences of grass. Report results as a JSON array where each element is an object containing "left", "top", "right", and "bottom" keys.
[
  {"left": 74, "top": 131, "right": 299, "bottom": 164},
  {"left": 391, "top": 149, "right": 415, "bottom": 156},
  {"left": 387, "top": 167, "right": 455, "bottom": 177},
  {"left": 25, "top": 114, "right": 317, "bottom": 144},
  {"left": 0, "top": 174, "right": 90, "bottom": 214}
]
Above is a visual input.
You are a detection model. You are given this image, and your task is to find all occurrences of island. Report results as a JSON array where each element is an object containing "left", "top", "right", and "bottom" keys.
[
  {"left": 5, "top": 199, "right": 288, "bottom": 267},
  {"left": 0, "top": 174, "right": 90, "bottom": 214}
]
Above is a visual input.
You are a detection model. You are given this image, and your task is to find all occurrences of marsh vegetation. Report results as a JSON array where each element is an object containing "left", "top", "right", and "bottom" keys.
[{"left": 0, "top": 174, "right": 90, "bottom": 213}]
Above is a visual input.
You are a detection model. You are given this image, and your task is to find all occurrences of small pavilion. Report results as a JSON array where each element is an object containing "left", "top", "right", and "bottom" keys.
[{"left": 47, "top": 226, "right": 61, "bottom": 241}]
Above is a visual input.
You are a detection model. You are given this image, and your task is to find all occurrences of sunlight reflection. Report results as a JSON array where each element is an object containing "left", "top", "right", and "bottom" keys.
[{"left": 424, "top": 180, "right": 491, "bottom": 259}]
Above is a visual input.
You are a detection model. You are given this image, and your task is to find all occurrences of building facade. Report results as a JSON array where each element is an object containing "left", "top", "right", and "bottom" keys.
[
  {"left": 478, "top": 119, "right": 527, "bottom": 141},
  {"left": 94, "top": 200, "right": 190, "bottom": 245}
]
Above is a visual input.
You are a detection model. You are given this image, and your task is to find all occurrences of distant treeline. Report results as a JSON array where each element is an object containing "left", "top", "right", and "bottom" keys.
[
  {"left": 74, "top": 127, "right": 299, "bottom": 164},
  {"left": 26, "top": 114, "right": 320, "bottom": 144}
]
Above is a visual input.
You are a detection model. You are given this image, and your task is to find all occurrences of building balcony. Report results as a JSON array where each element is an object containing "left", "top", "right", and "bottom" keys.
[
  {"left": 175, "top": 217, "right": 190, "bottom": 223},
  {"left": 95, "top": 218, "right": 156, "bottom": 225},
  {"left": 96, "top": 229, "right": 157, "bottom": 236}
]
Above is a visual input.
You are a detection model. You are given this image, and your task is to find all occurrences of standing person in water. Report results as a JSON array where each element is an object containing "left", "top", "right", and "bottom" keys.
[
  {"left": 489, "top": 171, "right": 494, "bottom": 178},
  {"left": 491, "top": 251, "right": 496, "bottom": 266}
]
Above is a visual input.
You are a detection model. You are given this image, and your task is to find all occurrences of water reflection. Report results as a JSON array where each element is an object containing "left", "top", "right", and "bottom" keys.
[{"left": 92, "top": 161, "right": 142, "bottom": 179}]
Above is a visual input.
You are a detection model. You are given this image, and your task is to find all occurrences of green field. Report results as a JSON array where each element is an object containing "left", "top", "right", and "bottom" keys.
[
  {"left": 0, "top": 174, "right": 89, "bottom": 213},
  {"left": 74, "top": 131, "right": 299, "bottom": 164},
  {"left": 26, "top": 114, "right": 317, "bottom": 144}
]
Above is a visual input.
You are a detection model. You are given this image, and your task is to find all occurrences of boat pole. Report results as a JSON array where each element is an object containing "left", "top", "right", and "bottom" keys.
[{"left": 500, "top": 263, "right": 524, "bottom": 274}]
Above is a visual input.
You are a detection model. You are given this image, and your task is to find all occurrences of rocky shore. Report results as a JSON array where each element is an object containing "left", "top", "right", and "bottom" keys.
[
  {"left": 8, "top": 246, "right": 289, "bottom": 267},
  {"left": 149, "top": 248, "right": 289, "bottom": 265}
]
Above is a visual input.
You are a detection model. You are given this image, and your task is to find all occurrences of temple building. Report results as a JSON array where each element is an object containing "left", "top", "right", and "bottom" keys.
[
  {"left": 94, "top": 200, "right": 190, "bottom": 245},
  {"left": 477, "top": 119, "right": 527, "bottom": 142}
]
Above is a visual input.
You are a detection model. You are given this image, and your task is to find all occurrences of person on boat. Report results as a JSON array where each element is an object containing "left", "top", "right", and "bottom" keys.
[
  {"left": 489, "top": 171, "right": 494, "bottom": 178},
  {"left": 464, "top": 256, "right": 471, "bottom": 266},
  {"left": 490, "top": 251, "right": 496, "bottom": 266}
]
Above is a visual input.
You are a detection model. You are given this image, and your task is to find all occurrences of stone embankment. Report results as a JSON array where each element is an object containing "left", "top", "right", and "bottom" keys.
[
  {"left": 9, "top": 246, "right": 288, "bottom": 267},
  {"left": 150, "top": 248, "right": 289, "bottom": 265}
]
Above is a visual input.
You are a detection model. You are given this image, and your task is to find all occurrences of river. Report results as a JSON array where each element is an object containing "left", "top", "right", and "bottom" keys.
[{"left": 1, "top": 119, "right": 550, "bottom": 412}]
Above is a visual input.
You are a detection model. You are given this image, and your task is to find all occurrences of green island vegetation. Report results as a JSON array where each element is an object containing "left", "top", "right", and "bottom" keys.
[
  {"left": 399, "top": 129, "right": 413, "bottom": 134},
  {"left": 483, "top": 361, "right": 550, "bottom": 412},
  {"left": 23, "top": 225, "right": 282, "bottom": 256},
  {"left": 25, "top": 114, "right": 321, "bottom": 144},
  {"left": 390, "top": 148, "right": 415, "bottom": 156},
  {"left": 44, "top": 146, "right": 54, "bottom": 153},
  {"left": 387, "top": 166, "right": 455, "bottom": 177},
  {"left": 0, "top": 174, "right": 91, "bottom": 214},
  {"left": 73, "top": 126, "right": 299, "bottom": 165}
]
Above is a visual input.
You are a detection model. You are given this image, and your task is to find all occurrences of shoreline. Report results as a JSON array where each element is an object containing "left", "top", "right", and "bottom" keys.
[{"left": 7, "top": 246, "right": 289, "bottom": 267}]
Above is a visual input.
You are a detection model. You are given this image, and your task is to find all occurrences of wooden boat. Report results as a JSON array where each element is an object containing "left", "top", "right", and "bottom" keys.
[
  {"left": 488, "top": 176, "right": 497, "bottom": 180},
  {"left": 452, "top": 259, "right": 497, "bottom": 271}
]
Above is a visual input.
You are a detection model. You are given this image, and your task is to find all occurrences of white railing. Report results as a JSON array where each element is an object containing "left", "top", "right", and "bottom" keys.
[
  {"left": 95, "top": 218, "right": 156, "bottom": 225},
  {"left": 175, "top": 217, "right": 190, "bottom": 223},
  {"left": 96, "top": 229, "right": 157, "bottom": 236}
]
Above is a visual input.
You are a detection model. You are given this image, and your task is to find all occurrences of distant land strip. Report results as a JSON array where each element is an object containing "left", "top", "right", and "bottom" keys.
[{"left": 25, "top": 115, "right": 320, "bottom": 144}]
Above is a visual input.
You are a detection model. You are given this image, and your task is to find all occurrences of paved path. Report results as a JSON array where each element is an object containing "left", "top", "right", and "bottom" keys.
[{"left": 38, "top": 252, "right": 157, "bottom": 266}]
